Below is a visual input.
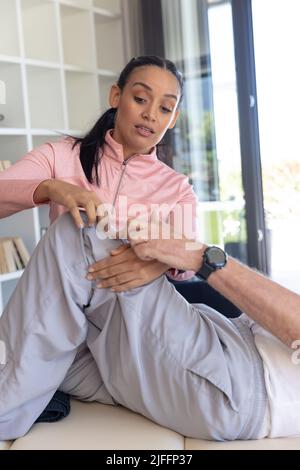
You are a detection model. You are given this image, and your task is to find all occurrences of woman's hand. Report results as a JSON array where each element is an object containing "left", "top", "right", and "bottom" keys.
[
  {"left": 33, "top": 179, "right": 102, "bottom": 228},
  {"left": 86, "top": 244, "right": 170, "bottom": 292}
]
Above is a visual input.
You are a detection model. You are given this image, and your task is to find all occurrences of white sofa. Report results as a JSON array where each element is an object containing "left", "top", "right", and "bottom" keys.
[{"left": 1, "top": 401, "right": 300, "bottom": 450}]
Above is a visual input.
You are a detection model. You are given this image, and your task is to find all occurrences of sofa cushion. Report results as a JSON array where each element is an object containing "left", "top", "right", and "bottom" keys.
[
  {"left": 185, "top": 437, "right": 300, "bottom": 450},
  {"left": 10, "top": 400, "right": 184, "bottom": 450},
  {"left": 0, "top": 441, "right": 12, "bottom": 450}
]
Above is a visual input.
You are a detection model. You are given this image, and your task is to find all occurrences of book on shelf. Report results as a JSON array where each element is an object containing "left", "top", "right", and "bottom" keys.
[
  {"left": 0, "top": 237, "right": 30, "bottom": 275},
  {"left": 0, "top": 160, "right": 12, "bottom": 171}
]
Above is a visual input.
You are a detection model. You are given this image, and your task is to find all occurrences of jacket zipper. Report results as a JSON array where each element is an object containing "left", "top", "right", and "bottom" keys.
[{"left": 112, "top": 155, "right": 137, "bottom": 208}]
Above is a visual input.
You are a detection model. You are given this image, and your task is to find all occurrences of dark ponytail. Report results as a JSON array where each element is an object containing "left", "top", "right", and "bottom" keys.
[
  {"left": 72, "top": 55, "right": 184, "bottom": 185},
  {"left": 72, "top": 108, "right": 116, "bottom": 185}
]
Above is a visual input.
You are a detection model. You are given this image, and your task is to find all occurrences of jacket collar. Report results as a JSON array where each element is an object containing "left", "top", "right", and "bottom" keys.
[{"left": 103, "top": 129, "right": 158, "bottom": 163}]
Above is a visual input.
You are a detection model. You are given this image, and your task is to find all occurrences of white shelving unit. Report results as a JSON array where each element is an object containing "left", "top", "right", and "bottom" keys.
[
  {"left": 0, "top": 0, "right": 20, "bottom": 57},
  {"left": 0, "top": 62, "right": 25, "bottom": 128},
  {"left": 22, "top": 0, "right": 60, "bottom": 63},
  {"left": 0, "top": 0, "right": 136, "bottom": 313},
  {"left": 65, "top": 70, "right": 99, "bottom": 130}
]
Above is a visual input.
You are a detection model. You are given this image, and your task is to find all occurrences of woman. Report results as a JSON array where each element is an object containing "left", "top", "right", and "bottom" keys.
[{"left": 0, "top": 56, "right": 197, "bottom": 290}]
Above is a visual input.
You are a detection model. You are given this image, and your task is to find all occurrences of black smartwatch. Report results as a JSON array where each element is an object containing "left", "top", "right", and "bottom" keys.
[{"left": 196, "top": 246, "right": 227, "bottom": 281}]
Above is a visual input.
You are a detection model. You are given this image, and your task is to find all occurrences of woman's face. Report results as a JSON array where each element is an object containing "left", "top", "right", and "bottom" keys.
[{"left": 109, "top": 66, "right": 181, "bottom": 158}]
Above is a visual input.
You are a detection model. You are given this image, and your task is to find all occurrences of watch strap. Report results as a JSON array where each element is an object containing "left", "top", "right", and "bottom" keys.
[{"left": 196, "top": 262, "right": 214, "bottom": 280}]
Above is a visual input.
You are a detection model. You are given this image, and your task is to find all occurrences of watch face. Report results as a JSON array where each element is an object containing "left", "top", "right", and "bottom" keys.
[{"left": 206, "top": 246, "right": 227, "bottom": 268}]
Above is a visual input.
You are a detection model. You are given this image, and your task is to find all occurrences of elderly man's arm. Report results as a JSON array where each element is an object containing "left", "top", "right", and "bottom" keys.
[
  {"left": 132, "top": 236, "right": 300, "bottom": 348},
  {"left": 208, "top": 256, "right": 300, "bottom": 347}
]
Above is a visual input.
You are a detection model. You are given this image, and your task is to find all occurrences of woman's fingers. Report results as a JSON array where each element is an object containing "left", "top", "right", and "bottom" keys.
[
  {"left": 89, "top": 245, "right": 135, "bottom": 273},
  {"left": 110, "top": 244, "right": 130, "bottom": 256},
  {"left": 87, "top": 255, "right": 135, "bottom": 280},
  {"left": 71, "top": 193, "right": 101, "bottom": 228},
  {"left": 97, "top": 272, "right": 137, "bottom": 289},
  {"left": 85, "top": 199, "right": 98, "bottom": 227},
  {"left": 87, "top": 263, "right": 129, "bottom": 281},
  {"left": 109, "top": 278, "right": 152, "bottom": 292},
  {"left": 69, "top": 206, "right": 84, "bottom": 229}
]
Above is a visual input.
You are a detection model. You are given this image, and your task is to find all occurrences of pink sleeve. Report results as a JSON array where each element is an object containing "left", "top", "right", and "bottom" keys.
[
  {"left": 166, "top": 177, "right": 199, "bottom": 282},
  {"left": 0, "top": 143, "right": 55, "bottom": 219}
]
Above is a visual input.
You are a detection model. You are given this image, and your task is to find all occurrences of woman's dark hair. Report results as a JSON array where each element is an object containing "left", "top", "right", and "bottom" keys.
[{"left": 72, "top": 55, "right": 184, "bottom": 185}]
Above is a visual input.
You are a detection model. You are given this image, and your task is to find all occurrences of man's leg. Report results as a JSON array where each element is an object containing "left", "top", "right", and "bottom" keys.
[
  {"left": 0, "top": 213, "right": 118, "bottom": 440},
  {"left": 77, "top": 226, "right": 267, "bottom": 441},
  {"left": 58, "top": 342, "right": 115, "bottom": 406}
]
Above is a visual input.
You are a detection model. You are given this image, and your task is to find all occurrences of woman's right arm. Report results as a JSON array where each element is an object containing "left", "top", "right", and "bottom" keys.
[
  {"left": 0, "top": 143, "right": 55, "bottom": 219},
  {"left": 0, "top": 143, "right": 102, "bottom": 227},
  {"left": 33, "top": 179, "right": 102, "bottom": 228}
]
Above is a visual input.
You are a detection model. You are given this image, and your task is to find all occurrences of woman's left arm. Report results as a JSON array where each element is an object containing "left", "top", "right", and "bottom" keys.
[{"left": 86, "top": 244, "right": 170, "bottom": 292}]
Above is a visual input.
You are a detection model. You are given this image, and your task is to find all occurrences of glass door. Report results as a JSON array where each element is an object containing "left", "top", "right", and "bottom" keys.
[
  {"left": 252, "top": 0, "right": 300, "bottom": 293},
  {"left": 160, "top": 0, "right": 248, "bottom": 263}
]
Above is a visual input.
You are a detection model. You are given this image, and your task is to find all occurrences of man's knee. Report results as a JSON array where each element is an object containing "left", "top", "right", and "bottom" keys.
[
  {"left": 36, "top": 212, "right": 85, "bottom": 266},
  {"left": 49, "top": 212, "right": 77, "bottom": 238},
  {"left": 44, "top": 212, "right": 81, "bottom": 250}
]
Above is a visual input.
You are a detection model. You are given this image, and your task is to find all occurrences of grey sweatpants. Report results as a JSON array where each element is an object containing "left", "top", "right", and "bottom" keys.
[{"left": 0, "top": 213, "right": 267, "bottom": 441}]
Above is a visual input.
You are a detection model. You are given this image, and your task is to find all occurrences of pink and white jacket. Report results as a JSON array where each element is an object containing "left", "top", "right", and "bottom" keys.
[{"left": 0, "top": 131, "right": 198, "bottom": 280}]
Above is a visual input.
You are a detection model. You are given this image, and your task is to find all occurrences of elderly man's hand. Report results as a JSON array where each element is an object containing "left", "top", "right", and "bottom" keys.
[{"left": 128, "top": 211, "right": 205, "bottom": 272}]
